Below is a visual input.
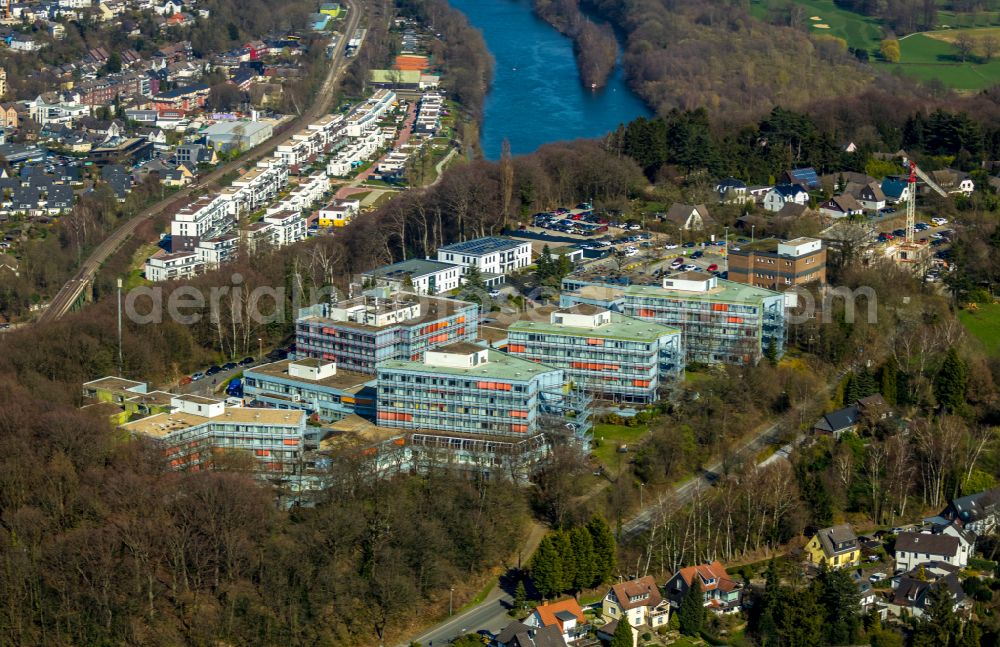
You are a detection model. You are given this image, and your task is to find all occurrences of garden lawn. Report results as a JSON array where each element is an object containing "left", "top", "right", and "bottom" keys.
[
  {"left": 592, "top": 423, "right": 650, "bottom": 469},
  {"left": 958, "top": 302, "right": 1000, "bottom": 357}
]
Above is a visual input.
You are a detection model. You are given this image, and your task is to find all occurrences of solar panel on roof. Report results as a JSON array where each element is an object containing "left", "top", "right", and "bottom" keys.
[{"left": 440, "top": 237, "right": 520, "bottom": 255}]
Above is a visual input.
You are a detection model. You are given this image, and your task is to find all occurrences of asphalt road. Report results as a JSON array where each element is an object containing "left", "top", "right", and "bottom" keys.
[{"left": 34, "top": 1, "right": 363, "bottom": 326}]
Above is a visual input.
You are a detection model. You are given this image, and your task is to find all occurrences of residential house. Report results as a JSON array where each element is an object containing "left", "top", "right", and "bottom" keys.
[
  {"left": 930, "top": 169, "right": 975, "bottom": 196},
  {"left": 435, "top": 236, "right": 532, "bottom": 284},
  {"left": 887, "top": 569, "right": 968, "bottom": 619},
  {"left": 894, "top": 531, "right": 968, "bottom": 573},
  {"left": 0, "top": 103, "right": 17, "bottom": 129},
  {"left": 665, "top": 560, "right": 743, "bottom": 614},
  {"left": 361, "top": 258, "right": 462, "bottom": 295},
  {"left": 805, "top": 524, "right": 860, "bottom": 569},
  {"left": 494, "top": 620, "right": 567, "bottom": 647},
  {"left": 845, "top": 181, "right": 887, "bottom": 212},
  {"left": 524, "top": 599, "right": 586, "bottom": 643},
  {"left": 602, "top": 575, "right": 670, "bottom": 630},
  {"left": 762, "top": 184, "right": 809, "bottom": 212},
  {"left": 819, "top": 193, "right": 864, "bottom": 219},
  {"left": 783, "top": 167, "right": 820, "bottom": 189},
  {"left": 813, "top": 394, "right": 891, "bottom": 438},
  {"left": 881, "top": 178, "right": 912, "bottom": 204},
  {"left": 716, "top": 177, "right": 750, "bottom": 204},
  {"left": 939, "top": 488, "right": 1000, "bottom": 535},
  {"left": 663, "top": 203, "right": 715, "bottom": 230}
]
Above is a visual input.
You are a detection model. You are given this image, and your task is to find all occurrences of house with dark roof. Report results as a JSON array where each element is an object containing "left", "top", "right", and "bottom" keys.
[
  {"left": 881, "top": 177, "right": 912, "bottom": 204},
  {"left": 819, "top": 193, "right": 864, "bottom": 219},
  {"left": 716, "top": 178, "right": 750, "bottom": 204},
  {"left": 940, "top": 488, "right": 1000, "bottom": 535},
  {"left": 850, "top": 181, "right": 887, "bottom": 211},
  {"left": 45, "top": 184, "right": 74, "bottom": 213},
  {"left": 783, "top": 167, "right": 820, "bottom": 189},
  {"left": 494, "top": 620, "right": 567, "bottom": 647},
  {"left": 895, "top": 531, "right": 967, "bottom": 573},
  {"left": 602, "top": 575, "right": 670, "bottom": 630},
  {"left": 813, "top": 395, "right": 890, "bottom": 438},
  {"left": 805, "top": 524, "right": 860, "bottom": 569},
  {"left": 665, "top": 560, "right": 743, "bottom": 613},
  {"left": 887, "top": 569, "right": 968, "bottom": 619},
  {"left": 663, "top": 203, "right": 714, "bottom": 231}
]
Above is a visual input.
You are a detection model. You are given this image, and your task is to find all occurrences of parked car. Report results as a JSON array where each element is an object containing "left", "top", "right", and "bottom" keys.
[
  {"left": 707, "top": 263, "right": 718, "bottom": 271},
  {"left": 682, "top": 264, "right": 698, "bottom": 271},
  {"left": 239, "top": 356, "right": 255, "bottom": 366},
  {"left": 664, "top": 243, "right": 679, "bottom": 250},
  {"left": 892, "top": 229, "right": 906, "bottom": 237},
  {"left": 222, "top": 362, "right": 237, "bottom": 371},
  {"left": 931, "top": 217, "right": 948, "bottom": 226},
  {"left": 869, "top": 572, "right": 887, "bottom": 583},
  {"left": 205, "top": 365, "right": 222, "bottom": 376},
  {"left": 488, "top": 289, "right": 501, "bottom": 298},
  {"left": 691, "top": 250, "right": 704, "bottom": 259},
  {"left": 190, "top": 372, "right": 205, "bottom": 381}
]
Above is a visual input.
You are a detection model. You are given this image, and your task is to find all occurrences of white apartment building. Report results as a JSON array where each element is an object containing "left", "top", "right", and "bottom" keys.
[
  {"left": 196, "top": 234, "right": 239, "bottom": 269},
  {"left": 144, "top": 250, "right": 204, "bottom": 282},
  {"left": 361, "top": 258, "right": 462, "bottom": 295},
  {"left": 29, "top": 97, "right": 91, "bottom": 126},
  {"left": 170, "top": 194, "right": 233, "bottom": 251},
  {"left": 436, "top": 236, "right": 532, "bottom": 277},
  {"left": 263, "top": 210, "right": 306, "bottom": 247},
  {"left": 230, "top": 160, "right": 289, "bottom": 213}
]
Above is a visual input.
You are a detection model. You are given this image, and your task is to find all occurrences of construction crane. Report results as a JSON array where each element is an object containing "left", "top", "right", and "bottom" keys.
[{"left": 906, "top": 160, "right": 917, "bottom": 244}]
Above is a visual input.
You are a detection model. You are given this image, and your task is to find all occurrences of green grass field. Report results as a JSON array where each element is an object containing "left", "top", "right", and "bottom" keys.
[
  {"left": 958, "top": 303, "right": 1000, "bottom": 357},
  {"left": 591, "top": 423, "right": 650, "bottom": 469},
  {"left": 876, "top": 32, "right": 1000, "bottom": 90}
]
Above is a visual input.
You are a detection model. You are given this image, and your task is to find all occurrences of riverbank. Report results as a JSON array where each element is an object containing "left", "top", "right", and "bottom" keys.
[
  {"left": 447, "top": 0, "right": 651, "bottom": 158},
  {"left": 532, "top": 0, "right": 618, "bottom": 89}
]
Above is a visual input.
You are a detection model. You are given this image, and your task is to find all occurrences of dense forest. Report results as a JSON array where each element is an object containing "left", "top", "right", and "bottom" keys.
[{"left": 581, "top": 0, "right": 876, "bottom": 121}]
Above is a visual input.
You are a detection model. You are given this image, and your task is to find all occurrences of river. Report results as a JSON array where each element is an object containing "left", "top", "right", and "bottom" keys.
[{"left": 447, "top": 0, "right": 652, "bottom": 160}]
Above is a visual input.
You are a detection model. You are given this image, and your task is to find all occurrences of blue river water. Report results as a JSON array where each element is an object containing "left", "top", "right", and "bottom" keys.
[{"left": 447, "top": 0, "right": 652, "bottom": 159}]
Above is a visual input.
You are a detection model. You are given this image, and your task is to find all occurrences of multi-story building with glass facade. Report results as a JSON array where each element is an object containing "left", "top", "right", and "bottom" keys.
[
  {"left": 375, "top": 342, "right": 591, "bottom": 477},
  {"left": 561, "top": 272, "right": 785, "bottom": 365},
  {"left": 295, "top": 288, "right": 479, "bottom": 373},
  {"left": 506, "top": 305, "right": 683, "bottom": 404},
  {"left": 120, "top": 394, "right": 306, "bottom": 474},
  {"left": 243, "top": 358, "right": 376, "bottom": 422}
]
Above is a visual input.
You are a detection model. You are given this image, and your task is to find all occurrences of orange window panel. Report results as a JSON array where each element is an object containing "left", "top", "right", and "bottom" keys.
[
  {"left": 633, "top": 379, "right": 651, "bottom": 387},
  {"left": 712, "top": 303, "right": 729, "bottom": 312},
  {"left": 508, "top": 344, "right": 526, "bottom": 353},
  {"left": 255, "top": 449, "right": 270, "bottom": 457},
  {"left": 283, "top": 438, "right": 299, "bottom": 446},
  {"left": 587, "top": 338, "right": 604, "bottom": 345},
  {"left": 393, "top": 437, "right": 406, "bottom": 446},
  {"left": 511, "top": 410, "right": 528, "bottom": 418},
  {"left": 511, "top": 424, "right": 528, "bottom": 433},
  {"left": 727, "top": 317, "right": 744, "bottom": 324},
  {"left": 637, "top": 308, "right": 655, "bottom": 317},
  {"left": 456, "top": 316, "right": 465, "bottom": 324},
  {"left": 455, "top": 327, "right": 465, "bottom": 336}
]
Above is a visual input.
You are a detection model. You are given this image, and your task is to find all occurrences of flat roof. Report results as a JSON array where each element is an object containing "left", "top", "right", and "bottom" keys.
[
  {"left": 438, "top": 236, "right": 525, "bottom": 256},
  {"left": 83, "top": 376, "right": 145, "bottom": 392},
  {"left": 435, "top": 341, "right": 486, "bottom": 355},
  {"left": 510, "top": 311, "right": 679, "bottom": 341},
  {"left": 175, "top": 394, "right": 221, "bottom": 405},
  {"left": 379, "top": 348, "right": 559, "bottom": 381},
  {"left": 301, "top": 293, "right": 475, "bottom": 332},
  {"left": 122, "top": 407, "right": 304, "bottom": 438},
  {"left": 125, "top": 390, "right": 175, "bottom": 406},
  {"left": 624, "top": 279, "right": 781, "bottom": 304},
  {"left": 363, "top": 258, "right": 457, "bottom": 280},
  {"left": 247, "top": 359, "right": 375, "bottom": 391}
]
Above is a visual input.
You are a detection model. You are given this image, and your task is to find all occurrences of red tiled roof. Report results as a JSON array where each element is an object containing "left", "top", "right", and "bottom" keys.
[
  {"left": 533, "top": 598, "right": 584, "bottom": 631},
  {"left": 675, "top": 561, "right": 739, "bottom": 594}
]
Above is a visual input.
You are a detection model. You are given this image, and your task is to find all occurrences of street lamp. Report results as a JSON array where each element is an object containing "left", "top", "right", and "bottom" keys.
[
  {"left": 751, "top": 224, "right": 756, "bottom": 246},
  {"left": 449, "top": 586, "right": 455, "bottom": 616},
  {"left": 258, "top": 337, "right": 263, "bottom": 360},
  {"left": 723, "top": 225, "right": 729, "bottom": 258},
  {"left": 639, "top": 482, "right": 644, "bottom": 509}
]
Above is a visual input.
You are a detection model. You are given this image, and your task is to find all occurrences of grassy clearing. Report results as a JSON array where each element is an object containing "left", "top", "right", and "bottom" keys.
[
  {"left": 958, "top": 302, "right": 1000, "bottom": 357},
  {"left": 591, "top": 423, "right": 650, "bottom": 469}
]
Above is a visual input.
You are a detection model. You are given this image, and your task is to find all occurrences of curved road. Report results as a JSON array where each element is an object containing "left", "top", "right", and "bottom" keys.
[{"left": 35, "top": 1, "right": 363, "bottom": 325}]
